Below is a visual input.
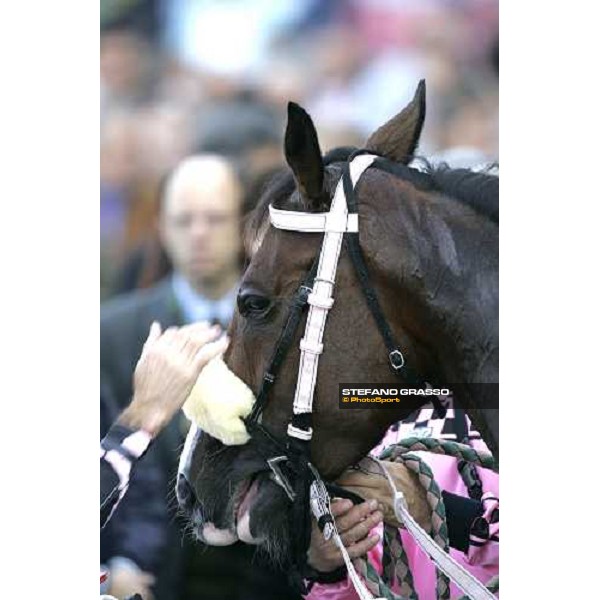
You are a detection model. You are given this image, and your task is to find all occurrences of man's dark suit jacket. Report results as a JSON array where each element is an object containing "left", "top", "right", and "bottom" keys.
[
  {"left": 101, "top": 278, "right": 301, "bottom": 600},
  {"left": 102, "top": 279, "right": 184, "bottom": 411}
]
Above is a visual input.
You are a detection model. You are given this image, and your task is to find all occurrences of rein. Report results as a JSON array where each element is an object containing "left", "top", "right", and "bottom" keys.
[{"left": 242, "top": 152, "right": 493, "bottom": 599}]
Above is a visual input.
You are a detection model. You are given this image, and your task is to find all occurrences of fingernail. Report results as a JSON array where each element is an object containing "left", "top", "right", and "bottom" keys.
[
  {"left": 373, "top": 511, "right": 383, "bottom": 522},
  {"left": 370, "top": 533, "right": 380, "bottom": 542},
  {"left": 368, "top": 499, "right": 378, "bottom": 510}
]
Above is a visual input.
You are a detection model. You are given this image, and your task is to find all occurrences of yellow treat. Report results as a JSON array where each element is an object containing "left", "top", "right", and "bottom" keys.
[{"left": 182, "top": 357, "right": 255, "bottom": 445}]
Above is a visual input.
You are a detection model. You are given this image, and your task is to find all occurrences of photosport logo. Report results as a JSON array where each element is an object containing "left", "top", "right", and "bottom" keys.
[{"left": 338, "top": 383, "right": 499, "bottom": 409}]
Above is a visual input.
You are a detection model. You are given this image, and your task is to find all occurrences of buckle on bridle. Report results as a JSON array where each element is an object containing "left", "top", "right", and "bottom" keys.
[
  {"left": 267, "top": 456, "right": 296, "bottom": 502},
  {"left": 292, "top": 285, "right": 312, "bottom": 308},
  {"left": 389, "top": 349, "right": 405, "bottom": 370},
  {"left": 299, "top": 285, "right": 312, "bottom": 298}
]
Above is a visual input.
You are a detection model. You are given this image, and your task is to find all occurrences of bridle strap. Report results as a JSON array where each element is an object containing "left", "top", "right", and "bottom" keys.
[
  {"left": 246, "top": 258, "right": 319, "bottom": 428},
  {"left": 288, "top": 153, "right": 377, "bottom": 440},
  {"left": 341, "top": 160, "right": 427, "bottom": 386}
]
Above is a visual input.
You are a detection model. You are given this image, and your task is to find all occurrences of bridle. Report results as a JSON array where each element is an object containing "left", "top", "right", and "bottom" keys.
[{"left": 242, "top": 151, "right": 436, "bottom": 592}]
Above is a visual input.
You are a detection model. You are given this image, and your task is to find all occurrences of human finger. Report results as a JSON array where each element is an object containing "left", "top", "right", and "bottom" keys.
[
  {"left": 141, "top": 321, "right": 162, "bottom": 357},
  {"left": 182, "top": 327, "right": 223, "bottom": 363},
  {"left": 178, "top": 325, "right": 219, "bottom": 358},
  {"left": 139, "top": 571, "right": 156, "bottom": 586},
  {"left": 330, "top": 498, "right": 354, "bottom": 518},
  {"left": 335, "top": 500, "right": 378, "bottom": 533},
  {"left": 177, "top": 321, "right": 213, "bottom": 350},
  {"left": 159, "top": 326, "right": 179, "bottom": 346},
  {"left": 194, "top": 335, "right": 229, "bottom": 370},
  {"left": 339, "top": 511, "right": 382, "bottom": 545},
  {"left": 178, "top": 323, "right": 221, "bottom": 351},
  {"left": 346, "top": 533, "right": 380, "bottom": 559},
  {"left": 180, "top": 320, "right": 212, "bottom": 335},
  {"left": 191, "top": 324, "right": 223, "bottom": 348}
]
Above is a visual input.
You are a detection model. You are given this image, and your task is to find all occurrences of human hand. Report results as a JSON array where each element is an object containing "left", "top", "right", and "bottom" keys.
[
  {"left": 119, "top": 321, "right": 228, "bottom": 436},
  {"left": 335, "top": 460, "right": 431, "bottom": 531},
  {"left": 107, "top": 562, "right": 155, "bottom": 600},
  {"left": 307, "top": 498, "right": 382, "bottom": 573}
]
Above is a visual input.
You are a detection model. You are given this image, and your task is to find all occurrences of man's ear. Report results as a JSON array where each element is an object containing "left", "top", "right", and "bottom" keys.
[
  {"left": 284, "top": 102, "right": 325, "bottom": 205},
  {"left": 365, "top": 80, "right": 426, "bottom": 164}
]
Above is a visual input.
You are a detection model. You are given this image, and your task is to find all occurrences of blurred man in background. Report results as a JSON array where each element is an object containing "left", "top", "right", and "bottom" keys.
[
  {"left": 102, "top": 153, "right": 244, "bottom": 409},
  {"left": 102, "top": 153, "right": 300, "bottom": 600},
  {"left": 101, "top": 154, "right": 245, "bottom": 600},
  {"left": 158, "top": 154, "right": 243, "bottom": 326}
]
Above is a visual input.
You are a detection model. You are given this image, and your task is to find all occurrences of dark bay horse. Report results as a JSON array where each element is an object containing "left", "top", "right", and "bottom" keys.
[{"left": 178, "top": 81, "right": 498, "bottom": 565}]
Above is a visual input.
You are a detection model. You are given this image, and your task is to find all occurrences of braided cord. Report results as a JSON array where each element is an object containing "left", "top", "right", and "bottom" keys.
[
  {"left": 354, "top": 555, "right": 408, "bottom": 600},
  {"left": 379, "top": 437, "right": 497, "bottom": 471},
  {"left": 388, "top": 525, "right": 418, "bottom": 599},
  {"left": 349, "top": 438, "right": 498, "bottom": 600},
  {"left": 401, "top": 453, "right": 450, "bottom": 600}
]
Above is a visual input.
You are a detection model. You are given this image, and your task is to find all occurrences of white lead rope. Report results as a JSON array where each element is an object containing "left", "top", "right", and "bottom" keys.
[{"left": 310, "top": 476, "right": 385, "bottom": 600}]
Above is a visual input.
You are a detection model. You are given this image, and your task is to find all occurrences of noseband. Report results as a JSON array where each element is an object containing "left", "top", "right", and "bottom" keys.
[{"left": 242, "top": 151, "right": 435, "bottom": 592}]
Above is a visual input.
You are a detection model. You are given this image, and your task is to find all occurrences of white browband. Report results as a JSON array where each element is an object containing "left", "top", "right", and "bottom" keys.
[{"left": 269, "top": 206, "right": 359, "bottom": 233}]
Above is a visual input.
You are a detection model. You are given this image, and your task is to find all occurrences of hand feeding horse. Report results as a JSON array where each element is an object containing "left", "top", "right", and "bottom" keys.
[{"left": 177, "top": 81, "right": 498, "bottom": 592}]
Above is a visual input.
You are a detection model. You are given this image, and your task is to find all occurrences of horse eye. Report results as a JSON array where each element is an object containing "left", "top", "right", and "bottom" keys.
[{"left": 237, "top": 289, "right": 272, "bottom": 318}]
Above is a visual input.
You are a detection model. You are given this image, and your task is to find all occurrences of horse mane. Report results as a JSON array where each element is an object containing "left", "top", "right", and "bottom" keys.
[
  {"left": 245, "top": 147, "right": 498, "bottom": 252},
  {"left": 419, "top": 161, "right": 499, "bottom": 224},
  {"left": 370, "top": 156, "right": 499, "bottom": 224}
]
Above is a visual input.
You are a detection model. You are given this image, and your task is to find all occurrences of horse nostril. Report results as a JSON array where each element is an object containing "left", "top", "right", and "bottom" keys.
[{"left": 176, "top": 473, "right": 197, "bottom": 514}]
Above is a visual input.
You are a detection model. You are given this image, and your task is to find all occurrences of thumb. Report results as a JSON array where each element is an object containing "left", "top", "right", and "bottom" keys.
[{"left": 141, "top": 321, "right": 162, "bottom": 356}]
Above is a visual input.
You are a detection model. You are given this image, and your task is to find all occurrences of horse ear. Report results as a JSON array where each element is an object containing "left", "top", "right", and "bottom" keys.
[
  {"left": 365, "top": 80, "right": 426, "bottom": 164},
  {"left": 284, "top": 102, "right": 325, "bottom": 204}
]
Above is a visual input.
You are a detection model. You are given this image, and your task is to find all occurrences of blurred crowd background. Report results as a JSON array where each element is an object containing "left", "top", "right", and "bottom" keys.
[
  {"left": 100, "top": 1, "right": 498, "bottom": 599},
  {"left": 101, "top": 0, "right": 498, "bottom": 300}
]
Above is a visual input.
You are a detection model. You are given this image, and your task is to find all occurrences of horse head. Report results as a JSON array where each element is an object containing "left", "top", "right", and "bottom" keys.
[{"left": 177, "top": 81, "right": 498, "bottom": 565}]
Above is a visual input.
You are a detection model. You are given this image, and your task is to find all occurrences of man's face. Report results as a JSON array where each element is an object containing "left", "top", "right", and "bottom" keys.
[{"left": 160, "top": 164, "right": 242, "bottom": 286}]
